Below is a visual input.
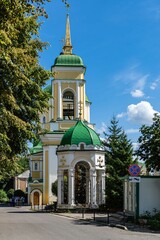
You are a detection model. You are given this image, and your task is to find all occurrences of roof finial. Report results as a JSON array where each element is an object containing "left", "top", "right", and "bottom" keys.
[{"left": 63, "top": 14, "right": 72, "bottom": 54}]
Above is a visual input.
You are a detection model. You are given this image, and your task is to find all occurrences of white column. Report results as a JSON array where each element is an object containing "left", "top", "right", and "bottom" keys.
[
  {"left": 76, "top": 82, "right": 79, "bottom": 118},
  {"left": 57, "top": 169, "right": 63, "bottom": 205},
  {"left": 58, "top": 82, "right": 62, "bottom": 119},
  {"left": 68, "top": 168, "right": 75, "bottom": 206},
  {"left": 90, "top": 168, "right": 97, "bottom": 208},
  {"left": 97, "top": 170, "right": 105, "bottom": 205},
  {"left": 52, "top": 83, "right": 54, "bottom": 120},
  {"left": 83, "top": 83, "right": 86, "bottom": 120},
  {"left": 86, "top": 172, "right": 90, "bottom": 205},
  {"left": 97, "top": 171, "right": 101, "bottom": 205},
  {"left": 101, "top": 170, "right": 106, "bottom": 204}
]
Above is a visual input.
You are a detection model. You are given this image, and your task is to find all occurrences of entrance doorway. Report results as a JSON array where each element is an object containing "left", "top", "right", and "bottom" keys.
[
  {"left": 33, "top": 192, "right": 39, "bottom": 205},
  {"left": 75, "top": 161, "right": 90, "bottom": 205}
]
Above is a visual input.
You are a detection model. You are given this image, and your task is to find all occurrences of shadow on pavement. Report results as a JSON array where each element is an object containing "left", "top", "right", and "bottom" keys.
[{"left": 72, "top": 216, "right": 160, "bottom": 234}]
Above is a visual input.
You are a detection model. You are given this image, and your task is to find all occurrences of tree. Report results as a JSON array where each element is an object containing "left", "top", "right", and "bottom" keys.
[
  {"left": 0, "top": 190, "right": 8, "bottom": 203},
  {"left": 7, "top": 189, "right": 14, "bottom": 199},
  {"left": 0, "top": 0, "right": 52, "bottom": 180},
  {"left": 136, "top": 113, "right": 160, "bottom": 172},
  {"left": 103, "top": 116, "right": 134, "bottom": 209}
]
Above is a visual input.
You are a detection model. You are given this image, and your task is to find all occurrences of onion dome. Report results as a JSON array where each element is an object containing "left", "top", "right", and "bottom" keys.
[
  {"left": 52, "top": 14, "right": 85, "bottom": 69},
  {"left": 60, "top": 120, "right": 102, "bottom": 146},
  {"left": 54, "top": 54, "right": 84, "bottom": 67}
]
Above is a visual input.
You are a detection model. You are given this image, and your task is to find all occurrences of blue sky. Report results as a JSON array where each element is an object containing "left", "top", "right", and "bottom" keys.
[{"left": 39, "top": 0, "right": 160, "bottom": 145}]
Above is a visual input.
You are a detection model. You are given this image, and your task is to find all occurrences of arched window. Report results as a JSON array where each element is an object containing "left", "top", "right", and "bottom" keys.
[
  {"left": 34, "top": 163, "right": 38, "bottom": 171},
  {"left": 80, "top": 143, "right": 84, "bottom": 150},
  {"left": 63, "top": 91, "right": 74, "bottom": 120},
  {"left": 42, "top": 116, "right": 46, "bottom": 124}
]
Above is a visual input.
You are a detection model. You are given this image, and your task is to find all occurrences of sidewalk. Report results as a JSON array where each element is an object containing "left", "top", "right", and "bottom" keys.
[
  {"left": 53, "top": 211, "right": 136, "bottom": 231},
  {"left": 53, "top": 211, "right": 160, "bottom": 233},
  {"left": 21, "top": 205, "right": 160, "bottom": 233}
]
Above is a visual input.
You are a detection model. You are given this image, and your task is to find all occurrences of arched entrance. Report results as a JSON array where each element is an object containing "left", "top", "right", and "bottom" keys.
[
  {"left": 30, "top": 189, "right": 42, "bottom": 206},
  {"left": 75, "top": 161, "right": 90, "bottom": 205},
  {"left": 33, "top": 192, "right": 39, "bottom": 205}
]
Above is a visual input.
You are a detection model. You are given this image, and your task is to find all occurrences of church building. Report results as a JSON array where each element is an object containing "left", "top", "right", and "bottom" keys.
[{"left": 28, "top": 14, "right": 106, "bottom": 209}]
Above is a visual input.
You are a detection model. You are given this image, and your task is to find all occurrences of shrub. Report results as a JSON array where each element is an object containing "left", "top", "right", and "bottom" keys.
[
  {"left": 0, "top": 190, "right": 8, "bottom": 203},
  {"left": 139, "top": 209, "right": 160, "bottom": 230},
  {"left": 148, "top": 219, "right": 160, "bottom": 230},
  {"left": 139, "top": 211, "right": 151, "bottom": 220},
  {"left": 7, "top": 189, "right": 14, "bottom": 199}
]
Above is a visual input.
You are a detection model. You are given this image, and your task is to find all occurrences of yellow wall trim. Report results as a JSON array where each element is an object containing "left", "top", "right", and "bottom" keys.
[
  {"left": 44, "top": 151, "right": 49, "bottom": 204},
  {"left": 32, "top": 172, "right": 40, "bottom": 179}
]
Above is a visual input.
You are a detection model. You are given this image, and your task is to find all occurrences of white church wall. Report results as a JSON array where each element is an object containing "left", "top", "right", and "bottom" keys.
[{"left": 48, "top": 146, "right": 58, "bottom": 203}]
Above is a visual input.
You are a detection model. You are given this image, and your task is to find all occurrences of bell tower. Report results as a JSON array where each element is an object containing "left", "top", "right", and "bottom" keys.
[{"left": 51, "top": 14, "right": 92, "bottom": 130}]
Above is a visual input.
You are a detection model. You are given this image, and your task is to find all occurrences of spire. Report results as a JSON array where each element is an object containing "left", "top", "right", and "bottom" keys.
[{"left": 63, "top": 14, "right": 72, "bottom": 54}]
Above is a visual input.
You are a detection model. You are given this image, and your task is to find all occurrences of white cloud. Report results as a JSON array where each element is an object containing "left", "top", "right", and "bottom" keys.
[
  {"left": 127, "top": 101, "right": 158, "bottom": 124},
  {"left": 130, "top": 89, "right": 144, "bottom": 98},
  {"left": 132, "top": 142, "right": 139, "bottom": 151},
  {"left": 117, "top": 101, "right": 158, "bottom": 125},
  {"left": 117, "top": 112, "right": 127, "bottom": 118},
  {"left": 125, "top": 128, "right": 139, "bottom": 134},
  {"left": 115, "top": 65, "right": 141, "bottom": 83},
  {"left": 96, "top": 122, "right": 107, "bottom": 135},
  {"left": 134, "top": 74, "right": 148, "bottom": 90},
  {"left": 150, "top": 76, "right": 160, "bottom": 90},
  {"left": 114, "top": 65, "right": 149, "bottom": 97}
]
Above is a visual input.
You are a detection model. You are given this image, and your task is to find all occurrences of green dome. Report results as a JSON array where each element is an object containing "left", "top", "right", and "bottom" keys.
[
  {"left": 54, "top": 54, "right": 84, "bottom": 67},
  {"left": 30, "top": 141, "right": 43, "bottom": 154},
  {"left": 60, "top": 120, "right": 102, "bottom": 146}
]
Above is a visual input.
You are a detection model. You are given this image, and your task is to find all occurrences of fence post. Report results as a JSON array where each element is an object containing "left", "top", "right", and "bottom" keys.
[{"left": 107, "top": 208, "right": 110, "bottom": 224}]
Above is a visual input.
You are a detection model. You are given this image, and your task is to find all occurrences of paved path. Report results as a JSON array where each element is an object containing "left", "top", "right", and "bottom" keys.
[{"left": 0, "top": 206, "right": 160, "bottom": 240}]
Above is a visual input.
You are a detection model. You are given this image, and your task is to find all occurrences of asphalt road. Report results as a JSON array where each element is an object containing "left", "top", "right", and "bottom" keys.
[{"left": 0, "top": 207, "right": 160, "bottom": 240}]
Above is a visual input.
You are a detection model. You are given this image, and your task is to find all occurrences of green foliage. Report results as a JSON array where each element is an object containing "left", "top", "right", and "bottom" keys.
[
  {"left": 62, "top": 0, "right": 70, "bottom": 8},
  {"left": 7, "top": 188, "right": 14, "bottom": 199},
  {"left": 0, "top": 190, "right": 8, "bottom": 202},
  {"left": 148, "top": 219, "right": 160, "bottom": 230},
  {"left": 136, "top": 113, "right": 160, "bottom": 171},
  {"left": 139, "top": 211, "right": 152, "bottom": 220},
  {"left": 103, "top": 116, "right": 134, "bottom": 209},
  {"left": 139, "top": 209, "right": 160, "bottom": 230},
  {"left": 0, "top": 0, "right": 52, "bottom": 181},
  {"left": 17, "top": 156, "right": 29, "bottom": 173}
]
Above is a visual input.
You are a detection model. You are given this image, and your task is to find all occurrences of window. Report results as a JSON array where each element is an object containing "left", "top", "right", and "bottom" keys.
[
  {"left": 63, "top": 91, "right": 74, "bottom": 120},
  {"left": 80, "top": 144, "right": 84, "bottom": 150},
  {"left": 43, "top": 116, "right": 46, "bottom": 124},
  {"left": 34, "top": 163, "right": 38, "bottom": 171}
]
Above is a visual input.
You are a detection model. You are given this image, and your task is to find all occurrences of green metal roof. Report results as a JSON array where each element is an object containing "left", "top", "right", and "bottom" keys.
[
  {"left": 43, "top": 85, "right": 52, "bottom": 95},
  {"left": 30, "top": 141, "right": 43, "bottom": 154},
  {"left": 60, "top": 120, "right": 101, "bottom": 146},
  {"left": 54, "top": 54, "right": 84, "bottom": 67}
]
